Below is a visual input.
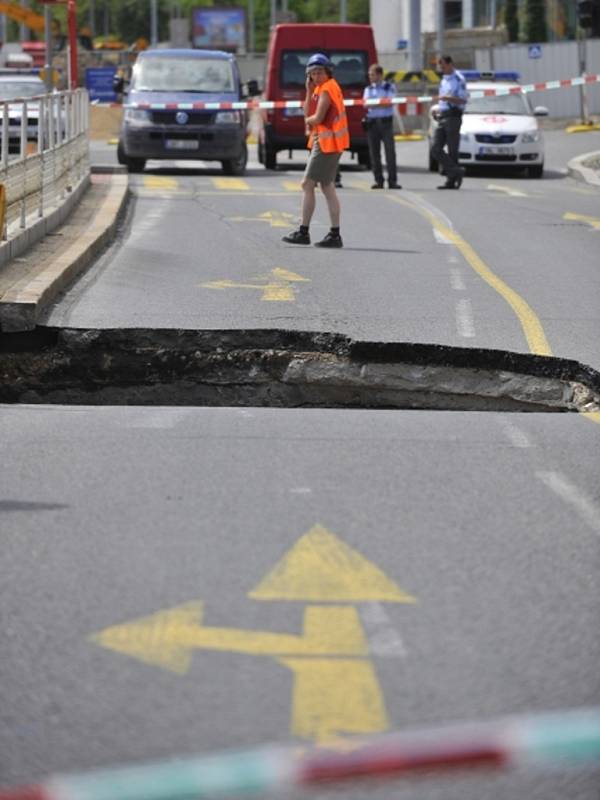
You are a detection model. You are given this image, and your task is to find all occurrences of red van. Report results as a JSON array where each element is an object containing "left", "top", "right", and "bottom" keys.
[{"left": 257, "top": 23, "right": 377, "bottom": 170}]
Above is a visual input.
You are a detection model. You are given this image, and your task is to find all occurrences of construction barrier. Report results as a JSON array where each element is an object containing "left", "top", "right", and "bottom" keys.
[
  {"left": 0, "top": 707, "right": 598, "bottom": 800},
  {"left": 122, "top": 72, "right": 600, "bottom": 113}
]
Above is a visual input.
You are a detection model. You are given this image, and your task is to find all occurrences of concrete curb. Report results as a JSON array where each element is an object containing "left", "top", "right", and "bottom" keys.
[
  {"left": 0, "top": 170, "right": 130, "bottom": 332},
  {"left": 566, "top": 150, "right": 600, "bottom": 187}
]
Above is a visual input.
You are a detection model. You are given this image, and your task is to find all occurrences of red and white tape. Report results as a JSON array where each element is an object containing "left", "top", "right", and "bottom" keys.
[{"left": 121, "top": 72, "right": 600, "bottom": 112}]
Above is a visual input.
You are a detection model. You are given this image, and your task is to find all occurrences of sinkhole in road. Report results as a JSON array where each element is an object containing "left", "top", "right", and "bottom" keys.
[{"left": 1, "top": 328, "right": 599, "bottom": 412}]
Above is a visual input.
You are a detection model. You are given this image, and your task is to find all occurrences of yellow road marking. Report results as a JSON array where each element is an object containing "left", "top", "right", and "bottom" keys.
[
  {"left": 211, "top": 177, "right": 250, "bottom": 191},
  {"left": 143, "top": 175, "right": 179, "bottom": 190},
  {"left": 563, "top": 212, "right": 600, "bottom": 230},
  {"left": 201, "top": 267, "right": 309, "bottom": 302},
  {"left": 581, "top": 412, "right": 600, "bottom": 426},
  {"left": 487, "top": 183, "right": 529, "bottom": 198},
  {"left": 249, "top": 524, "right": 417, "bottom": 603},
  {"left": 387, "top": 194, "right": 552, "bottom": 356},
  {"left": 282, "top": 180, "right": 302, "bottom": 191},
  {"left": 279, "top": 657, "right": 389, "bottom": 743},
  {"left": 229, "top": 210, "right": 296, "bottom": 228}
]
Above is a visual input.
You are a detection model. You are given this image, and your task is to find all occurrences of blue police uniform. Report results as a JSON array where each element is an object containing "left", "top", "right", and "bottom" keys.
[
  {"left": 432, "top": 68, "right": 468, "bottom": 188},
  {"left": 362, "top": 79, "right": 399, "bottom": 188}
]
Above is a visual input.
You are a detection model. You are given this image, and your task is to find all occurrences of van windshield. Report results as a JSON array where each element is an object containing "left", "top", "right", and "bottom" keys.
[
  {"left": 281, "top": 50, "right": 368, "bottom": 88},
  {"left": 133, "top": 56, "right": 235, "bottom": 93}
]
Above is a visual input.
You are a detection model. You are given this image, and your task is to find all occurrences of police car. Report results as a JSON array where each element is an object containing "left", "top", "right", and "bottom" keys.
[{"left": 428, "top": 71, "right": 548, "bottom": 178}]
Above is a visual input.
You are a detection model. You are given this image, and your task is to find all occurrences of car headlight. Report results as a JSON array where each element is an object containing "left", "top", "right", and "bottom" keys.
[
  {"left": 215, "top": 110, "right": 242, "bottom": 124},
  {"left": 521, "top": 130, "right": 541, "bottom": 143},
  {"left": 124, "top": 108, "right": 151, "bottom": 124}
]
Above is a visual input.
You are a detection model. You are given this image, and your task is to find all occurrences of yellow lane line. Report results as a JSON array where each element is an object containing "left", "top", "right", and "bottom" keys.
[
  {"left": 211, "top": 177, "right": 250, "bottom": 191},
  {"left": 387, "top": 193, "right": 553, "bottom": 356},
  {"left": 563, "top": 212, "right": 600, "bottom": 230},
  {"left": 142, "top": 175, "right": 179, "bottom": 190}
]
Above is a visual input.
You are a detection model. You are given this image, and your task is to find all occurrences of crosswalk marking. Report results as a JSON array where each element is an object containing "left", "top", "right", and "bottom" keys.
[
  {"left": 211, "top": 177, "right": 250, "bottom": 191},
  {"left": 143, "top": 176, "right": 179, "bottom": 190}
]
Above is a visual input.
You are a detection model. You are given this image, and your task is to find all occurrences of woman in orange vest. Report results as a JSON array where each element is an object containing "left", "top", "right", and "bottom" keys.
[{"left": 282, "top": 53, "right": 349, "bottom": 248}]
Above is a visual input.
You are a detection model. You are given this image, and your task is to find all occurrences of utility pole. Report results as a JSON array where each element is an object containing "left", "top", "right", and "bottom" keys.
[
  {"left": 20, "top": 0, "right": 28, "bottom": 42},
  {"left": 248, "top": 0, "right": 255, "bottom": 53},
  {"left": 436, "top": 0, "right": 445, "bottom": 58},
  {"left": 340, "top": 0, "right": 347, "bottom": 23},
  {"left": 270, "top": 0, "right": 277, "bottom": 28},
  {"left": 44, "top": 5, "right": 53, "bottom": 92},
  {"left": 151, "top": 0, "right": 158, "bottom": 46},
  {"left": 409, "top": 0, "right": 421, "bottom": 71},
  {"left": 89, "top": 0, "right": 95, "bottom": 36}
]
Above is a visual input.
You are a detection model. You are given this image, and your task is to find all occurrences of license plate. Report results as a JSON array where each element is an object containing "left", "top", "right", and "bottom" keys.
[
  {"left": 479, "top": 145, "right": 514, "bottom": 155},
  {"left": 283, "top": 107, "right": 304, "bottom": 117},
  {"left": 165, "top": 139, "right": 199, "bottom": 150}
]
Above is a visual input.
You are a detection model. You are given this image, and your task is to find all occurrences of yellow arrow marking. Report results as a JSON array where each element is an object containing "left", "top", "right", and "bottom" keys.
[
  {"left": 279, "top": 657, "right": 389, "bottom": 743},
  {"left": 563, "top": 212, "right": 600, "bottom": 230},
  {"left": 487, "top": 183, "right": 529, "bottom": 198},
  {"left": 211, "top": 177, "right": 250, "bottom": 191},
  {"left": 228, "top": 211, "right": 296, "bottom": 228},
  {"left": 201, "top": 268, "right": 309, "bottom": 301},
  {"left": 91, "top": 603, "right": 368, "bottom": 674},
  {"left": 143, "top": 176, "right": 179, "bottom": 190},
  {"left": 282, "top": 181, "right": 302, "bottom": 191},
  {"left": 249, "top": 524, "right": 417, "bottom": 603}
]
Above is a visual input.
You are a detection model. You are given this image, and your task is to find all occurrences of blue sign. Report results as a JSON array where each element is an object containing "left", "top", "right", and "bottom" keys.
[
  {"left": 528, "top": 44, "right": 542, "bottom": 59},
  {"left": 397, "top": 39, "right": 408, "bottom": 50},
  {"left": 192, "top": 7, "right": 246, "bottom": 52},
  {"left": 85, "top": 67, "right": 118, "bottom": 103}
]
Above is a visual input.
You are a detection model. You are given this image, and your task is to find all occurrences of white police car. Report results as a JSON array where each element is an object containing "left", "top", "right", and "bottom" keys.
[
  {"left": 429, "top": 71, "right": 548, "bottom": 178},
  {"left": 0, "top": 69, "right": 46, "bottom": 156}
]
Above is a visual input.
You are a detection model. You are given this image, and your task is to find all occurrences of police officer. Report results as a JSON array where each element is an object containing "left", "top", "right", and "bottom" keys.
[
  {"left": 363, "top": 64, "right": 401, "bottom": 189},
  {"left": 432, "top": 55, "right": 468, "bottom": 189}
]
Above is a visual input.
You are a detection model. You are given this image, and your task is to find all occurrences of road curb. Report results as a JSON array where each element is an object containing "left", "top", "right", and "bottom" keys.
[
  {"left": 0, "top": 171, "right": 130, "bottom": 332},
  {"left": 566, "top": 150, "right": 600, "bottom": 187}
]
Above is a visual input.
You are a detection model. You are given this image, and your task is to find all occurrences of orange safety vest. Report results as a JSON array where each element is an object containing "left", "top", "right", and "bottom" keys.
[{"left": 307, "top": 78, "right": 349, "bottom": 153}]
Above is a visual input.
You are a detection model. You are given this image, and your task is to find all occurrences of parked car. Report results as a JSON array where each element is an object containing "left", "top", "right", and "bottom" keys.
[
  {"left": 428, "top": 70, "right": 548, "bottom": 178},
  {"left": 256, "top": 23, "right": 378, "bottom": 170},
  {"left": 116, "top": 48, "right": 259, "bottom": 175},
  {"left": 0, "top": 69, "right": 46, "bottom": 155}
]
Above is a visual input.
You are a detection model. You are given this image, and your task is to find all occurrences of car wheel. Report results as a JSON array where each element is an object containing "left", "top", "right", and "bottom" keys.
[
  {"left": 264, "top": 143, "right": 277, "bottom": 170},
  {"left": 117, "top": 139, "right": 127, "bottom": 166},
  {"left": 428, "top": 151, "right": 439, "bottom": 173},
  {"left": 528, "top": 163, "right": 543, "bottom": 178},
  {"left": 222, "top": 142, "right": 248, "bottom": 176}
]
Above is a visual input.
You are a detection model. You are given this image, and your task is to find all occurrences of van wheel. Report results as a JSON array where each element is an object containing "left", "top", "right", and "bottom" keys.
[
  {"left": 257, "top": 140, "right": 265, "bottom": 165},
  {"left": 428, "top": 151, "right": 439, "bottom": 173},
  {"left": 222, "top": 143, "right": 248, "bottom": 176},
  {"left": 127, "top": 158, "right": 146, "bottom": 174},
  {"left": 117, "top": 140, "right": 127, "bottom": 165},
  {"left": 264, "top": 144, "right": 277, "bottom": 170},
  {"left": 357, "top": 149, "right": 370, "bottom": 169}
]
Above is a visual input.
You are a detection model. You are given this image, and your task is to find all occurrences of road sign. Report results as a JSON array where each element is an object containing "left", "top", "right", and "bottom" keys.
[
  {"left": 528, "top": 44, "right": 542, "bottom": 59},
  {"left": 85, "top": 67, "right": 118, "bottom": 103},
  {"left": 91, "top": 524, "right": 417, "bottom": 742}
]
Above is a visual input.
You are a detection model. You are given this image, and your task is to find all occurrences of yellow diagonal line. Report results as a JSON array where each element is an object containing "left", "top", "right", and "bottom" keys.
[
  {"left": 143, "top": 176, "right": 179, "bottom": 190},
  {"left": 563, "top": 212, "right": 600, "bottom": 230},
  {"left": 212, "top": 177, "right": 250, "bottom": 191}
]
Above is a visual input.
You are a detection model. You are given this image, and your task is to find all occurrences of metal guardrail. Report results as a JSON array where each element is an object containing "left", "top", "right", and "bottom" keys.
[{"left": 0, "top": 88, "right": 90, "bottom": 241}]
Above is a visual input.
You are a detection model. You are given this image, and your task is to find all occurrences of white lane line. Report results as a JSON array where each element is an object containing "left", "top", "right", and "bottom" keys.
[
  {"left": 360, "top": 602, "right": 407, "bottom": 658},
  {"left": 455, "top": 297, "right": 476, "bottom": 338},
  {"left": 450, "top": 268, "right": 466, "bottom": 291},
  {"left": 434, "top": 228, "right": 453, "bottom": 245},
  {"left": 536, "top": 471, "right": 600, "bottom": 535},
  {"left": 498, "top": 419, "right": 532, "bottom": 448}
]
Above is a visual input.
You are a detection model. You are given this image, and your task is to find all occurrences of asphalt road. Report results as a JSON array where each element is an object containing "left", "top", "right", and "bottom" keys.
[
  {"left": 1, "top": 130, "right": 599, "bottom": 798},
  {"left": 46, "top": 131, "right": 600, "bottom": 371}
]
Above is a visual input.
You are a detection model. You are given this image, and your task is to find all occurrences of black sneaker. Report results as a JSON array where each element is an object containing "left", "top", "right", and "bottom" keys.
[
  {"left": 314, "top": 232, "right": 343, "bottom": 248},
  {"left": 388, "top": 183, "right": 402, "bottom": 189},
  {"left": 371, "top": 183, "right": 384, "bottom": 189},
  {"left": 282, "top": 229, "right": 310, "bottom": 245}
]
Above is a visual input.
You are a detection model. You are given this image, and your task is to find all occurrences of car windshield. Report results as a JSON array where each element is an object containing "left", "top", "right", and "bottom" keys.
[
  {"left": 280, "top": 50, "right": 369, "bottom": 88},
  {"left": 133, "top": 56, "right": 235, "bottom": 93},
  {"left": 0, "top": 81, "right": 44, "bottom": 101},
  {"left": 465, "top": 89, "right": 532, "bottom": 115}
]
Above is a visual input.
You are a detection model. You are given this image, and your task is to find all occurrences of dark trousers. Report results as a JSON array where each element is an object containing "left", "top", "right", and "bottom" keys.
[
  {"left": 431, "top": 114, "right": 463, "bottom": 179},
  {"left": 367, "top": 117, "right": 397, "bottom": 185}
]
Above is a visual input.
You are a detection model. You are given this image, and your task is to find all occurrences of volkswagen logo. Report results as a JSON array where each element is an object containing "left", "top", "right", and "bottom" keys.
[{"left": 175, "top": 111, "right": 189, "bottom": 125}]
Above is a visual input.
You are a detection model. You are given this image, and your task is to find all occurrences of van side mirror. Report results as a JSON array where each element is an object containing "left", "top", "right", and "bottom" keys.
[
  {"left": 533, "top": 105, "right": 548, "bottom": 117},
  {"left": 246, "top": 79, "right": 261, "bottom": 97}
]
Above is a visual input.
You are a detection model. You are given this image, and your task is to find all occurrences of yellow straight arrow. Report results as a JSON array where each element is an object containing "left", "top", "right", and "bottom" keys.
[{"left": 563, "top": 212, "right": 600, "bottom": 230}]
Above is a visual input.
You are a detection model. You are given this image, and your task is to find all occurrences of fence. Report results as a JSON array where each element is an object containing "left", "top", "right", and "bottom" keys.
[{"left": 0, "top": 88, "right": 90, "bottom": 264}]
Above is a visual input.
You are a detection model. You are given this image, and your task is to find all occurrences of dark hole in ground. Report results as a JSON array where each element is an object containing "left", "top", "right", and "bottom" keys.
[{"left": 1, "top": 328, "right": 599, "bottom": 412}]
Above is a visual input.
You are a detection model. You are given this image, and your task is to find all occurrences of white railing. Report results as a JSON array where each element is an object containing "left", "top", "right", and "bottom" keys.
[{"left": 0, "top": 88, "right": 90, "bottom": 240}]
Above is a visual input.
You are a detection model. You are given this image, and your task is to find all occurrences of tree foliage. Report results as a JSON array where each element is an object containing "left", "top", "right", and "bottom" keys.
[{"left": 523, "top": 0, "right": 548, "bottom": 43}]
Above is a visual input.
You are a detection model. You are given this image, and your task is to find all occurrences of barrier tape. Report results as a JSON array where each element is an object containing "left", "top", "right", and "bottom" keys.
[
  {"left": 1, "top": 707, "right": 599, "bottom": 800},
  {"left": 120, "top": 72, "right": 600, "bottom": 112}
]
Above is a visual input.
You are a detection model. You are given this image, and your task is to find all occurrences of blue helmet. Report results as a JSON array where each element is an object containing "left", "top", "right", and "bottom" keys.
[{"left": 306, "top": 53, "right": 332, "bottom": 72}]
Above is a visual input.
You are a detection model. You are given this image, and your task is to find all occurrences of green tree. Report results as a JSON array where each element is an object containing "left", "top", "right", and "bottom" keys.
[
  {"left": 504, "top": 0, "right": 519, "bottom": 42},
  {"left": 523, "top": 0, "right": 548, "bottom": 42}
]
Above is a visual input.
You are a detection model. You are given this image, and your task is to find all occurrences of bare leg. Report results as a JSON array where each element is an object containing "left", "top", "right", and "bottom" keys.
[
  {"left": 320, "top": 181, "right": 340, "bottom": 228},
  {"left": 301, "top": 177, "right": 317, "bottom": 226}
]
